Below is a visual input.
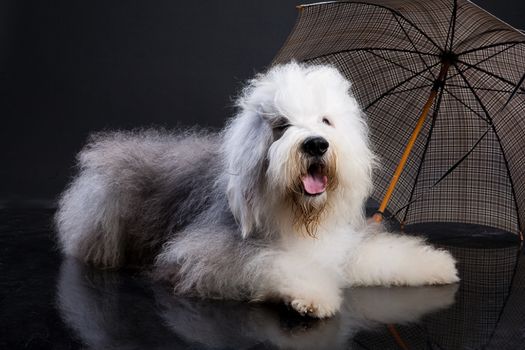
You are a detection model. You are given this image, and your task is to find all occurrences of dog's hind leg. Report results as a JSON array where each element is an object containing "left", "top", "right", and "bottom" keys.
[{"left": 347, "top": 231, "right": 459, "bottom": 287}]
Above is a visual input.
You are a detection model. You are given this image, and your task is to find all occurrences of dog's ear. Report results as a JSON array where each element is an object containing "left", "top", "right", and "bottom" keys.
[
  {"left": 223, "top": 110, "right": 271, "bottom": 238},
  {"left": 227, "top": 188, "right": 256, "bottom": 239}
]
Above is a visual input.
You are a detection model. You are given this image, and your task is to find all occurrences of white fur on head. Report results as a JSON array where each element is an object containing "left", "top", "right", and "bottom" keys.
[{"left": 224, "top": 62, "right": 375, "bottom": 238}]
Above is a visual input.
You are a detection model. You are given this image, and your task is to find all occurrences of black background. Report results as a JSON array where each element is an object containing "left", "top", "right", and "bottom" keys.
[{"left": 1, "top": 0, "right": 524, "bottom": 207}]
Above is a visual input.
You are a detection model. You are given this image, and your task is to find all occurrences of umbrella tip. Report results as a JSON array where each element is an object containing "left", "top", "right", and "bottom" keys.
[{"left": 296, "top": 5, "right": 304, "bottom": 11}]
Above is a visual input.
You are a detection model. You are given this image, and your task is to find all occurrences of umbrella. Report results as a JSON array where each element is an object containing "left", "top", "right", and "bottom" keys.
[{"left": 273, "top": 0, "right": 525, "bottom": 239}]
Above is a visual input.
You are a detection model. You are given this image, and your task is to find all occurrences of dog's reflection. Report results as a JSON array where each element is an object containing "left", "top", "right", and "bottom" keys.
[{"left": 57, "top": 258, "right": 458, "bottom": 349}]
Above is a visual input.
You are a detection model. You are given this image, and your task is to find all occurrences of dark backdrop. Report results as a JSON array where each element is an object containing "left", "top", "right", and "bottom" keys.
[{"left": 1, "top": 0, "right": 523, "bottom": 207}]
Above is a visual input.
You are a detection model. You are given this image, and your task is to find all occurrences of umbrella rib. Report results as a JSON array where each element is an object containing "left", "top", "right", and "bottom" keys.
[
  {"left": 336, "top": 1, "right": 443, "bottom": 51},
  {"left": 447, "top": 42, "right": 519, "bottom": 81},
  {"left": 304, "top": 47, "right": 439, "bottom": 64},
  {"left": 501, "top": 72, "right": 525, "bottom": 110},
  {"left": 455, "top": 58, "right": 525, "bottom": 93},
  {"left": 444, "top": 83, "right": 523, "bottom": 94},
  {"left": 364, "top": 62, "right": 441, "bottom": 110},
  {"left": 455, "top": 31, "right": 523, "bottom": 52},
  {"left": 363, "top": 49, "right": 435, "bottom": 84},
  {"left": 445, "top": 0, "right": 458, "bottom": 52},
  {"left": 393, "top": 126, "right": 492, "bottom": 221},
  {"left": 401, "top": 78, "right": 447, "bottom": 224},
  {"left": 385, "top": 83, "right": 435, "bottom": 96},
  {"left": 453, "top": 62, "right": 523, "bottom": 234},
  {"left": 393, "top": 14, "right": 437, "bottom": 80},
  {"left": 372, "top": 62, "right": 451, "bottom": 222},
  {"left": 441, "top": 86, "right": 490, "bottom": 123},
  {"left": 457, "top": 41, "right": 525, "bottom": 57}
]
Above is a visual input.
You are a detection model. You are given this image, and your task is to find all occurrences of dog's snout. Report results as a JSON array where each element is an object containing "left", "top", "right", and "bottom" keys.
[{"left": 302, "top": 137, "right": 329, "bottom": 157}]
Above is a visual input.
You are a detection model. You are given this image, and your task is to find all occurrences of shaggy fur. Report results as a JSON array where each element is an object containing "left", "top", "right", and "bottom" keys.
[{"left": 55, "top": 62, "right": 459, "bottom": 318}]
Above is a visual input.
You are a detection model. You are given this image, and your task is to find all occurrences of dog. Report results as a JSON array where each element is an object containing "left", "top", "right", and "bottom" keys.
[{"left": 55, "top": 62, "right": 459, "bottom": 318}]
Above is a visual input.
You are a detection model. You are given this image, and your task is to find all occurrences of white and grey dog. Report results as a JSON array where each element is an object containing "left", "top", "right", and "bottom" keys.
[{"left": 56, "top": 62, "right": 459, "bottom": 318}]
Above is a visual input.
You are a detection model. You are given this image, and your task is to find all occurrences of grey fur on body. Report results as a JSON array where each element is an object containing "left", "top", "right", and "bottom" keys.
[
  {"left": 57, "top": 124, "right": 301, "bottom": 301},
  {"left": 55, "top": 129, "right": 250, "bottom": 294}
]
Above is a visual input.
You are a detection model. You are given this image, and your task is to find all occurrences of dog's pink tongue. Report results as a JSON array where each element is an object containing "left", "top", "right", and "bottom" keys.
[{"left": 302, "top": 173, "right": 328, "bottom": 195}]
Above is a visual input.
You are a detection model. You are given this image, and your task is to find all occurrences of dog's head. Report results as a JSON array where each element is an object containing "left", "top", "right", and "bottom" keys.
[{"left": 224, "top": 62, "right": 375, "bottom": 238}]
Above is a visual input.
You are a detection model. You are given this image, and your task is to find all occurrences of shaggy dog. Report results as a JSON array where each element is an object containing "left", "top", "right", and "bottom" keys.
[{"left": 55, "top": 62, "right": 459, "bottom": 318}]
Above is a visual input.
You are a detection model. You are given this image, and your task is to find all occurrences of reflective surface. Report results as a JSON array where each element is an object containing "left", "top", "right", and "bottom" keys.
[{"left": 1, "top": 209, "right": 524, "bottom": 349}]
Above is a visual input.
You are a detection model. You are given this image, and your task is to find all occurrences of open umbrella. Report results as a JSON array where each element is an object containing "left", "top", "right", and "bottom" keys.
[{"left": 273, "top": 0, "right": 525, "bottom": 238}]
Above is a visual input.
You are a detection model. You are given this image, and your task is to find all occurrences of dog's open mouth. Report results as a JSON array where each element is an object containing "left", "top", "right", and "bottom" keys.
[{"left": 301, "top": 163, "right": 328, "bottom": 196}]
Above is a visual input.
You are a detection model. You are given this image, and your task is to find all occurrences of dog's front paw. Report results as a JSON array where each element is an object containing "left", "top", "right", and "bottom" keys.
[
  {"left": 288, "top": 293, "right": 341, "bottom": 318},
  {"left": 290, "top": 298, "right": 337, "bottom": 318},
  {"left": 425, "top": 249, "right": 460, "bottom": 285}
]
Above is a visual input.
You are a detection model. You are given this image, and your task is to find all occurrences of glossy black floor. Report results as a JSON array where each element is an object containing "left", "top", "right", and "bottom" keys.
[{"left": 1, "top": 209, "right": 524, "bottom": 350}]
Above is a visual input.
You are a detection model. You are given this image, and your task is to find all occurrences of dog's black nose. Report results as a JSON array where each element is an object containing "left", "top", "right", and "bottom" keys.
[{"left": 302, "top": 137, "right": 329, "bottom": 157}]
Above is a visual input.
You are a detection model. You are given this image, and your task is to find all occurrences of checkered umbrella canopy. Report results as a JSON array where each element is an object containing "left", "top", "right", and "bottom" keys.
[{"left": 273, "top": 0, "right": 525, "bottom": 237}]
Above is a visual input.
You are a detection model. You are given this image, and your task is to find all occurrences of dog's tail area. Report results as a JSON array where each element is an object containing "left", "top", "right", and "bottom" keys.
[
  {"left": 54, "top": 131, "right": 160, "bottom": 268},
  {"left": 55, "top": 169, "right": 127, "bottom": 268},
  {"left": 55, "top": 129, "right": 220, "bottom": 268}
]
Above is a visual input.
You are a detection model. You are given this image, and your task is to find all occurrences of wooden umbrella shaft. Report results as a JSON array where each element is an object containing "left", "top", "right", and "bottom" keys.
[{"left": 373, "top": 61, "right": 450, "bottom": 223}]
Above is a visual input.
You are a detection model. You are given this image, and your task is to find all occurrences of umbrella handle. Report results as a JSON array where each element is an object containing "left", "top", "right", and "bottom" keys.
[{"left": 373, "top": 61, "right": 450, "bottom": 223}]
